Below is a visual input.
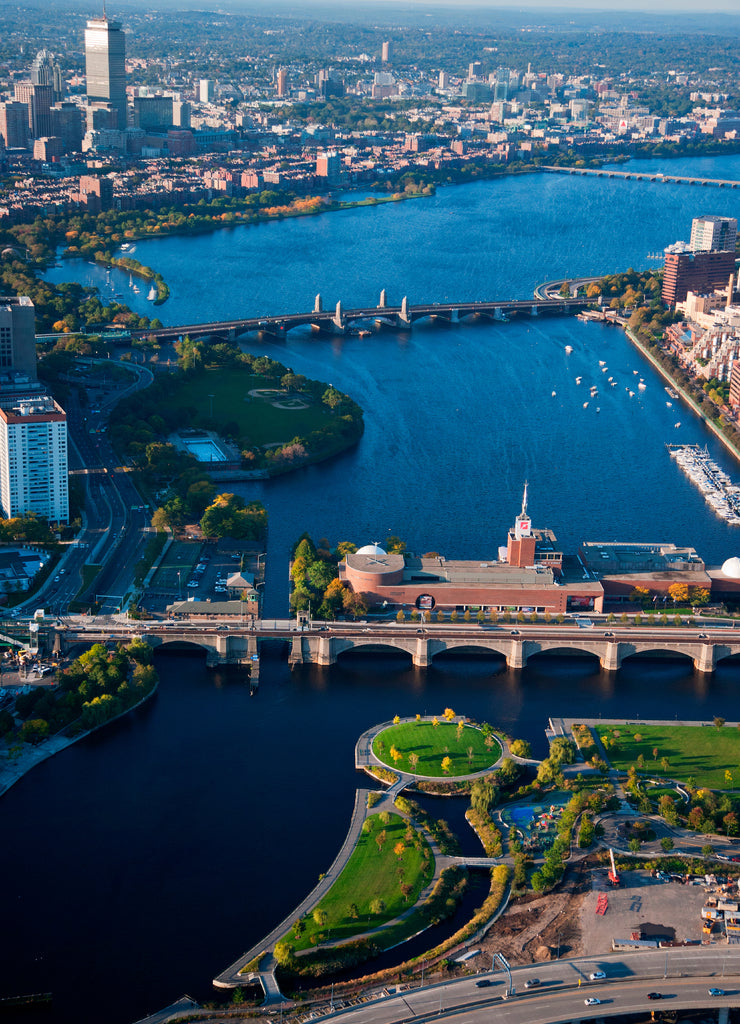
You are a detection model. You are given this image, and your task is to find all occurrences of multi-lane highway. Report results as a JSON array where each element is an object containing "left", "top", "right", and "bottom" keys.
[{"left": 322, "top": 949, "right": 740, "bottom": 1024}]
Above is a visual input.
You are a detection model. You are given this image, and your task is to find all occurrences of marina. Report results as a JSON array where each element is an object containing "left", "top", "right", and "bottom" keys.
[{"left": 668, "top": 443, "right": 740, "bottom": 524}]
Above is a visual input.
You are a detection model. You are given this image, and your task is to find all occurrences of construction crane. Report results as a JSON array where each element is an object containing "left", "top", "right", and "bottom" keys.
[{"left": 608, "top": 847, "right": 620, "bottom": 887}]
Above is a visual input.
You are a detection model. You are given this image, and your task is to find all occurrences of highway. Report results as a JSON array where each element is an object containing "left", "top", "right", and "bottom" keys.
[{"left": 321, "top": 949, "right": 740, "bottom": 1024}]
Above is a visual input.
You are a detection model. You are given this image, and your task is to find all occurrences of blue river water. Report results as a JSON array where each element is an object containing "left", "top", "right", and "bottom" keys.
[{"left": 8, "top": 153, "right": 740, "bottom": 1023}]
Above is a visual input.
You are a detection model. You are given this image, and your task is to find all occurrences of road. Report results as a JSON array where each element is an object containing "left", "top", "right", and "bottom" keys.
[{"left": 320, "top": 949, "right": 740, "bottom": 1024}]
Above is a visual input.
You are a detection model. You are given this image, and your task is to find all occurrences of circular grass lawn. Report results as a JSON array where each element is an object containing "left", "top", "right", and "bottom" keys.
[{"left": 373, "top": 720, "right": 501, "bottom": 777}]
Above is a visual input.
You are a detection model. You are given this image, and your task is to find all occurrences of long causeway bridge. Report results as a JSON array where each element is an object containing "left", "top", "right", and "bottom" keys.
[
  {"left": 131, "top": 294, "right": 588, "bottom": 343},
  {"left": 57, "top": 622, "right": 740, "bottom": 676},
  {"left": 543, "top": 164, "right": 740, "bottom": 188}
]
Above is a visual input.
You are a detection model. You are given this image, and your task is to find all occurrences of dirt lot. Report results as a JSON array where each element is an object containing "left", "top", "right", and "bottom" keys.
[{"left": 479, "top": 859, "right": 716, "bottom": 968}]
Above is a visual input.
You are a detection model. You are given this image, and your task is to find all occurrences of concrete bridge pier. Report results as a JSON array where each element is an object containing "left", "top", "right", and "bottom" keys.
[
  {"left": 695, "top": 644, "right": 716, "bottom": 674},
  {"left": 413, "top": 638, "right": 430, "bottom": 667},
  {"left": 530, "top": 305, "right": 539, "bottom": 316},
  {"left": 601, "top": 642, "right": 621, "bottom": 672},
  {"left": 507, "top": 640, "right": 526, "bottom": 670},
  {"left": 314, "top": 294, "right": 322, "bottom": 312},
  {"left": 318, "top": 636, "right": 336, "bottom": 666},
  {"left": 332, "top": 300, "right": 346, "bottom": 334},
  {"left": 288, "top": 635, "right": 304, "bottom": 665},
  {"left": 718, "top": 1008, "right": 729, "bottom": 1024},
  {"left": 379, "top": 288, "right": 387, "bottom": 308},
  {"left": 398, "top": 296, "right": 412, "bottom": 327}
]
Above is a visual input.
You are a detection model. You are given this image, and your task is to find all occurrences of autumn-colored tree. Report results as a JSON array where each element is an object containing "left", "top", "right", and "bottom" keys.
[
  {"left": 668, "top": 582, "right": 689, "bottom": 605},
  {"left": 393, "top": 714, "right": 400, "bottom": 725},
  {"left": 432, "top": 716, "right": 439, "bottom": 728},
  {"left": 441, "top": 755, "right": 452, "bottom": 774},
  {"left": 443, "top": 708, "right": 456, "bottom": 722},
  {"left": 376, "top": 829, "right": 387, "bottom": 854},
  {"left": 394, "top": 841, "right": 405, "bottom": 859},
  {"left": 409, "top": 752, "right": 420, "bottom": 773}
]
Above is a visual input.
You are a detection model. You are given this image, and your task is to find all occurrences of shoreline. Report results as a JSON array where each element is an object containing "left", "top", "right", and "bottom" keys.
[{"left": 0, "top": 677, "right": 158, "bottom": 800}]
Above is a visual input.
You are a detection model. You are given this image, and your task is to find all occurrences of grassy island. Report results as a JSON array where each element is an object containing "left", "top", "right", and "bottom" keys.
[
  {"left": 282, "top": 813, "right": 433, "bottom": 953},
  {"left": 373, "top": 718, "right": 501, "bottom": 777}
]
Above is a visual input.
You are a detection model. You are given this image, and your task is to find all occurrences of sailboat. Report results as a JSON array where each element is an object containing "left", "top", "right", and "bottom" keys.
[{"left": 147, "top": 285, "right": 157, "bottom": 301}]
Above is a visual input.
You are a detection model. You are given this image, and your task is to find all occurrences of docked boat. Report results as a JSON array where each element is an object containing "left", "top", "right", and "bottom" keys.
[{"left": 668, "top": 443, "right": 740, "bottom": 524}]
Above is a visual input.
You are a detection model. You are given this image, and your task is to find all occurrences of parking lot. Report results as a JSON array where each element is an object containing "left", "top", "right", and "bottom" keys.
[{"left": 143, "top": 542, "right": 261, "bottom": 613}]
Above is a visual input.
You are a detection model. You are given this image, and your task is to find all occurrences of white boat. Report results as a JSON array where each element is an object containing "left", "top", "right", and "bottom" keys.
[
  {"left": 598, "top": 360, "right": 606, "bottom": 366},
  {"left": 575, "top": 376, "right": 582, "bottom": 384},
  {"left": 551, "top": 390, "right": 557, "bottom": 397},
  {"left": 133, "top": 285, "right": 140, "bottom": 294},
  {"left": 666, "top": 401, "right": 672, "bottom": 407},
  {"left": 147, "top": 285, "right": 157, "bottom": 301},
  {"left": 674, "top": 422, "right": 681, "bottom": 428},
  {"left": 638, "top": 382, "right": 646, "bottom": 390},
  {"left": 628, "top": 390, "right": 635, "bottom": 397},
  {"left": 583, "top": 401, "right": 589, "bottom": 409},
  {"left": 564, "top": 345, "right": 573, "bottom": 354}
]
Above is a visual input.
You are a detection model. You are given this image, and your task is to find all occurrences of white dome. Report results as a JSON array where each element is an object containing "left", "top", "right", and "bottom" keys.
[
  {"left": 357, "top": 543, "right": 387, "bottom": 556},
  {"left": 722, "top": 556, "right": 740, "bottom": 579}
]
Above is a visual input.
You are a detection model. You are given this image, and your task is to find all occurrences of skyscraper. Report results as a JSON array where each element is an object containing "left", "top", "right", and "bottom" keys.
[
  {"left": 690, "top": 215, "right": 738, "bottom": 253},
  {"left": 30, "top": 49, "right": 63, "bottom": 102},
  {"left": 0, "top": 396, "right": 69, "bottom": 524},
  {"left": 85, "top": 14, "right": 127, "bottom": 131},
  {"left": 0, "top": 297, "right": 37, "bottom": 379}
]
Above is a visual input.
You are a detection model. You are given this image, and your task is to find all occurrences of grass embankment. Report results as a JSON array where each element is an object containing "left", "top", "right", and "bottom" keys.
[
  {"left": 373, "top": 721, "right": 501, "bottom": 778},
  {"left": 285, "top": 813, "right": 433, "bottom": 951},
  {"left": 597, "top": 723, "right": 740, "bottom": 790}
]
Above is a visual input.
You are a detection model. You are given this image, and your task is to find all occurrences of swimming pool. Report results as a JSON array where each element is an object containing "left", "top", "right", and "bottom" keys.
[{"left": 180, "top": 438, "right": 227, "bottom": 463}]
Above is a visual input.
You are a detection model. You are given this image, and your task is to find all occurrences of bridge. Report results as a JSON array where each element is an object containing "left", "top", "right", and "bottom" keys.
[
  {"left": 130, "top": 294, "right": 588, "bottom": 344},
  {"left": 543, "top": 165, "right": 740, "bottom": 188},
  {"left": 56, "top": 622, "right": 740, "bottom": 676}
]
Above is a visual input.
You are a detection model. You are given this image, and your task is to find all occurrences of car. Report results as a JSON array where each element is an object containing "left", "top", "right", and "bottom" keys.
[
  {"left": 584, "top": 998, "right": 601, "bottom": 1006},
  {"left": 524, "top": 979, "right": 540, "bottom": 989},
  {"left": 698, "top": 632, "right": 708, "bottom": 638},
  {"left": 603, "top": 631, "right": 614, "bottom": 637},
  {"left": 708, "top": 988, "right": 725, "bottom": 997},
  {"left": 475, "top": 979, "right": 492, "bottom": 988},
  {"left": 54, "top": 575, "right": 60, "bottom": 581},
  {"left": 510, "top": 629, "right": 520, "bottom": 635},
  {"left": 647, "top": 992, "right": 662, "bottom": 1000},
  {"left": 589, "top": 971, "right": 606, "bottom": 980},
  {"left": 59, "top": 569, "right": 65, "bottom": 575}
]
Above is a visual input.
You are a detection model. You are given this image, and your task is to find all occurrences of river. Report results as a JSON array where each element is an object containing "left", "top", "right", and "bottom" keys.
[{"left": 7, "top": 153, "right": 740, "bottom": 1023}]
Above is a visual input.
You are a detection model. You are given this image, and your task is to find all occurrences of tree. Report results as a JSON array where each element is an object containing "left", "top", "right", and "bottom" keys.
[
  {"left": 714, "top": 717, "right": 726, "bottom": 730},
  {"left": 348, "top": 903, "right": 359, "bottom": 920},
  {"left": 629, "top": 837, "right": 641, "bottom": 853},
  {"left": 394, "top": 841, "right": 405, "bottom": 859},
  {"left": 510, "top": 738, "right": 531, "bottom": 758},
  {"left": 660, "top": 757, "right": 670, "bottom": 774},
  {"left": 653, "top": 747, "right": 659, "bottom": 761},
  {"left": 312, "top": 908, "right": 328, "bottom": 927},
  {"left": 443, "top": 707, "right": 456, "bottom": 721},
  {"left": 376, "top": 829, "right": 387, "bottom": 854},
  {"left": 702, "top": 844, "right": 715, "bottom": 859},
  {"left": 409, "top": 752, "right": 420, "bottom": 773},
  {"left": 441, "top": 755, "right": 452, "bottom": 774},
  {"left": 370, "top": 897, "right": 385, "bottom": 916},
  {"left": 668, "top": 582, "right": 689, "bottom": 605},
  {"left": 660, "top": 836, "right": 674, "bottom": 852}
]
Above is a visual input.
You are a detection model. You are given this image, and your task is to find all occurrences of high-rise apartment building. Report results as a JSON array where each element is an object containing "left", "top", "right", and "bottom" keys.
[
  {"left": 0, "top": 395, "right": 68, "bottom": 523},
  {"left": 199, "top": 79, "right": 214, "bottom": 103},
  {"left": 0, "top": 297, "right": 38, "bottom": 380},
  {"left": 276, "top": 68, "right": 288, "bottom": 98},
  {"left": 381, "top": 41, "right": 391, "bottom": 62},
  {"left": 0, "top": 101, "right": 29, "bottom": 149},
  {"left": 662, "top": 246, "right": 736, "bottom": 307},
  {"left": 690, "top": 215, "right": 738, "bottom": 253},
  {"left": 85, "top": 15, "right": 127, "bottom": 131},
  {"left": 14, "top": 82, "right": 53, "bottom": 140}
]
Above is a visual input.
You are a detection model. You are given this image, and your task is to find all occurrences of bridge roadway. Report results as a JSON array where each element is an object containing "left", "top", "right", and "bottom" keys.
[
  {"left": 543, "top": 164, "right": 740, "bottom": 188},
  {"left": 59, "top": 621, "right": 740, "bottom": 674},
  {"left": 130, "top": 296, "right": 587, "bottom": 344},
  {"left": 313, "top": 948, "right": 740, "bottom": 1024}
]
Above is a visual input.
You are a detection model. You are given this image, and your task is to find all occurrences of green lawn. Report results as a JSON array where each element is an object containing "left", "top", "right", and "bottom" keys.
[
  {"left": 597, "top": 723, "right": 740, "bottom": 790},
  {"left": 286, "top": 813, "right": 433, "bottom": 950},
  {"left": 373, "top": 721, "right": 501, "bottom": 777},
  {"left": 160, "top": 368, "right": 332, "bottom": 446}
]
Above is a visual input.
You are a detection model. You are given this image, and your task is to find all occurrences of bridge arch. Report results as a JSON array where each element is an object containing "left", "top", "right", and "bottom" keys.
[
  {"left": 431, "top": 641, "right": 509, "bottom": 661},
  {"left": 620, "top": 646, "right": 695, "bottom": 664},
  {"left": 335, "top": 640, "right": 413, "bottom": 663}
]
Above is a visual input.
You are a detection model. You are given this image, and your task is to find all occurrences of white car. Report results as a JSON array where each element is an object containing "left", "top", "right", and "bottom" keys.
[
  {"left": 589, "top": 971, "right": 606, "bottom": 980},
  {"left": 584, "top": 997, "right": 601, "bottom": 1006}
]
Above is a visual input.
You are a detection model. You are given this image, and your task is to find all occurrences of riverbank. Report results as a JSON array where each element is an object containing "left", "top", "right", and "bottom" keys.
[
  {"left": 624, "top": 325, "right": 740, "bottom": 467},
  {"left": 0, "top": 673, "right": 158, "bottom": 799}
]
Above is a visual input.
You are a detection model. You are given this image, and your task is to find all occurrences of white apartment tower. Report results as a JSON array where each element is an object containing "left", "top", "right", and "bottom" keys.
[
  {"left": 0, "top": 396, "right": 69, "bottom": 524},
  {"left": 690, "top": 215, "right": 738, "bottom": 253}
]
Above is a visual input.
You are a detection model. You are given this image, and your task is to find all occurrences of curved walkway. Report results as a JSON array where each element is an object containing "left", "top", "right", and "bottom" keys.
[{"left": 213, "top": 787, "right": 371, "bottom": 994}]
